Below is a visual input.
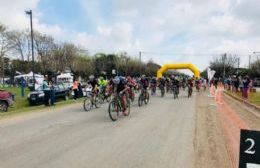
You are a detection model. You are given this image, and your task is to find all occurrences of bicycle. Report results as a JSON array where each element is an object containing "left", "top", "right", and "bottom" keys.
[
  {"left": 98, "top": 87, "right": 112, "bottom": 103},
  {"left": 108, "top": 93, "right": 130, "bottom": 121},
  {"left": 138, "top": 88, "right": 149, "bottom": 107},
  {"left": 83, "top": 91, "right": 101, "bottom": 111},
  {"left": 150, "top": 83, "right": 156, "bottom": 95}
]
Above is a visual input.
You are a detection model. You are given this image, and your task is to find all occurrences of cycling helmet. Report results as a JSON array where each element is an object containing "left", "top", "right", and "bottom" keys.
[
  {"left": 89, "top": 75, "right": 95, "bottom": 81},
  {"left": 141, "top": 74, "right": 146, "bottom": 79},
  {"left": 126, "top": 76, "right": 131, "bottom": 81}
]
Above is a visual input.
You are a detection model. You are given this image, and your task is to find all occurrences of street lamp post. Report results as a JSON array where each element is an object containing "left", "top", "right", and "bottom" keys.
[{"left": 25, "top": 10, "right": 35, "bottom": 90}]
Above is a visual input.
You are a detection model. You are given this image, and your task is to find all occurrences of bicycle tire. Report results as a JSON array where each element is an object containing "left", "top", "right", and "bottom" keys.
[
  {"left": 125, "top": 99, "right": 131, "bottom": 116},
  {"left": 144, "top": 92, "right": 149, "bottom": 104},
  {"left": 131, "top": 92, "right": 135, "bottom": 102},
  {"left": 105, "top": 95, "right": 112, "bottom": 102},
  {"left": 138, "top": 94, "right": 143, "bottom": 107},
  {"left": 94, "top": 96, "right": 101, "bottom": 108},
  {"left": 98, "top": 94, "right": 104, "bottom": 104},
  {"left": 83, "top": 98, "right": 92, "bottom": 111},
  {"left": 108, "top": 100, "right": 119, "bottom": 121}
]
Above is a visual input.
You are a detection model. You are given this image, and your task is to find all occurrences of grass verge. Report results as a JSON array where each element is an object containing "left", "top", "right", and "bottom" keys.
[
  {"left": 226, "top": 90, "right": 260, "bottom": 107},
  {"left": 0, "top": 86, "right": 83, "bottom": 118}
]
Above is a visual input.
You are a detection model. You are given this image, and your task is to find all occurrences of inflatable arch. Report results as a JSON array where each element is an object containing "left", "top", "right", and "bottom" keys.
[{"left": 157, "top": 63, "right": 200, "bottom": 78}]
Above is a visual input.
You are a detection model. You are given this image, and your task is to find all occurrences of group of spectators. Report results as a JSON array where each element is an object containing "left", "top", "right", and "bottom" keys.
[{"left": 224, "top": 75, "right": 253, "bottom": 100}]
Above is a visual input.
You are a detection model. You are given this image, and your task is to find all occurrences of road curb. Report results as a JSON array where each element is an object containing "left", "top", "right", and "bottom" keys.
[{"left": 223, "top": 91, "right": 260, "bottom": 112}]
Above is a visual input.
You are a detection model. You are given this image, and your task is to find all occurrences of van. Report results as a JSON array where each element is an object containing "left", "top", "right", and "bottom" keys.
[{"left": 28, "top": 76, "right": 44, "bottom": 91}]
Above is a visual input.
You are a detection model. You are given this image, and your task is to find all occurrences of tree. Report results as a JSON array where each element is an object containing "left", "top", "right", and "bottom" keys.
[
  {"left": 7, "top": 30, "right": 30, "bottom": 61},
  {"left": 209, "top": 54, "right": 239, "bottom": 78},
  {"left": 0, "top": 24, "right": 11, "bottom": 58},
  {"left": 250, "top": 60, "right": 260, "bottom": 77},
  {"left": 145, "top": 59, "right": 161, "bottom": 76},
  {"left": 72, "top": 55, "right": 94, "bottom": 78},
  {"left": 34, "top": 32, "right": 55, "bottom": 71}
]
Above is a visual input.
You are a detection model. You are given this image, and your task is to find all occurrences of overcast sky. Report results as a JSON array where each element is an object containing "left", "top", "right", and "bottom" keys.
[{"left": 0, "top": 0, "right": 260, "bottom": 71}]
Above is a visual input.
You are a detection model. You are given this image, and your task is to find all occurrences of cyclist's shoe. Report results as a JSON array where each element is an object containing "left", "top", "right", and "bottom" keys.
[{"left": 123, "top": 110, "right": 128, "bottom": 116}]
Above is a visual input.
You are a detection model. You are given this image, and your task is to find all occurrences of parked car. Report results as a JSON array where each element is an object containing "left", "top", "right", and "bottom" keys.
[
  {"left": 27, "top": 83, "right": 70, "bottom": 105},
  {"left": 254, "top": 78, "right": 260, "bottom": 87},
  {"left": 0, "top": 90, "right": 14, "bottom": 112}
]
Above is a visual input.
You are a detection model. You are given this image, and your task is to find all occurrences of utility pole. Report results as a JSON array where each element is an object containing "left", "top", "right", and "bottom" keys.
[
  {"left": 249, "top": 55, "right": 251, "bottom": 69},
  {"left": 139, "top": 51, "right": 142, "bottom": 76},
  {"left": 25, "top": 10, "right": 35, "bottom": 90},
  {"left": 139, "top": 51, "right": 141, "bottom": 62},
  {"left": 237, "top": 57, "right": 240, "bottom": 69}
]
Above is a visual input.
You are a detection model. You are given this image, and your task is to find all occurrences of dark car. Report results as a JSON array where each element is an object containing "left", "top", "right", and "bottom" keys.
[
  {"left": 0, "top": 90, "right": 14, "bottom": 112},
  {"left": 27, "top": 83, "right": 70, "bottom": 105},
  {"left": 254, "top": 78, "right": 260, "bottom": 87}
]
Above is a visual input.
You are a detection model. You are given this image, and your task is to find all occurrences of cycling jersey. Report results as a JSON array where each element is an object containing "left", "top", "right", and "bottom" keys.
[
  {"left": 98, "top": 78, "right": 107, "bottom": 87},
  {"left": 127, "top": 78, "right": 136, "bottom": 88},
  {"left": 150, "top": 78, "right": 157, "bottom": 85},
  {"left": 88, "top": 79, "right": 98, "bottom": 91},
  {"left": 172, "top": 79, "right": 179, "bottom": 87},
  {"left": 140, "top": 78, "right": 149, "bottom": 89},
  {"left": 159, "top": 78, "right": 166, "bottom": 86}
]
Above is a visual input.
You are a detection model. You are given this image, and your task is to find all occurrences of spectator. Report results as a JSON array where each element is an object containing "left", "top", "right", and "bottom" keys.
[
  {"left": 42, "top": 77, "right": 50, "bottom": 106},
  {"left": 242, "top": 76, "right": 250, "bottom": 100},
  {"left": 49, "top": 80, "right": 55, "bottom": 106},
  {"left": 72, "top": 78, "right": 79, "bottom": 100},
  {"left": 239, "top": 76, "right": 243, "bottom": 92},
  {"left": 78, "top": 82, "right": 83, "bottom": 98}
]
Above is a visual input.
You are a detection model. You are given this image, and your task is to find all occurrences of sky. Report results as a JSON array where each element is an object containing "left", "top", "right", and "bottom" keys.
[{"left": 0, "top": 0, "right": 260, "bottom": 72}]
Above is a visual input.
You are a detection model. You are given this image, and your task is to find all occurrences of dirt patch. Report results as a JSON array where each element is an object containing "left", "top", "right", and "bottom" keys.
[
  {"left": 223, "top": 94, "right": 260, "bottom": 130},
  {"left": 194, "top": 92, "right": 231, "bottom": 168}
]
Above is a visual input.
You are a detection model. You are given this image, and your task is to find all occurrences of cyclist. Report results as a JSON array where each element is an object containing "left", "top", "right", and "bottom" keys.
[
  {"left": 195, "top": 77, "right": 201, "bottom": 92},
  {"left": 113, "top": 76, "right": 129, "bottom": 116},
  {"left": 126, "top": 76, "right": 137, "bottom": 101},
  {"left": 171, "top": 75, "right": 180, "bottom": 95},
  {"left": 88, "top": 75, "right": 99, "bottom": 96},
  {"left": 140, "top": 74, "right": 149, "bottom": 92},
  {"left": 187, "top": 78, "right": 194, "bottom": 97},
  {"left": 165, "top": 77, "right": 171, "bottom": 92},
  {"left": 150, "top": 76, "right": 157, "bottom": 95},
  {"left": 158, "top": 76, "right": 166, "bottom": 91},
  {"left": 98, "top": 76, "right": 108, "bottom": 95}
]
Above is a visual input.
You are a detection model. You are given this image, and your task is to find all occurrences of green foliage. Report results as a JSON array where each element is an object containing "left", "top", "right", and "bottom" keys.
[
  {"left": 0, "top": 23, "right": 163, "bottom": 80},
  {"left": 210, "top": 54, "right": 239, "bottom": 78}
]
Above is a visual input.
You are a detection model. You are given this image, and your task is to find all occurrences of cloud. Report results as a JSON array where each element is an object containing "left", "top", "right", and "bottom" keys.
[
  {"left": 1, "top": 0, "right": 260, "bottom": 71},
  {"left": 73, "top": 21, "right": 142, "bottom": 54}
]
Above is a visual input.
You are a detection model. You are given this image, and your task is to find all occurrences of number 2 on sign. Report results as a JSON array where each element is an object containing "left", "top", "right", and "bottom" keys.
[{"left": 245, "top": 138, "right": 256, "bottom": 154}]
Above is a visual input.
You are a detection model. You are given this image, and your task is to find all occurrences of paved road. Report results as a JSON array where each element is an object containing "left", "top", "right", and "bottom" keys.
[{"left": 0, "top": 91, "right": 196, "bottom": 168}]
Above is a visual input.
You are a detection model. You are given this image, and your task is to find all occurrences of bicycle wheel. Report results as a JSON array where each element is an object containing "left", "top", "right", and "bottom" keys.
[
  {"left": 94, "top": 96, "right": 101, "bottom": 108},
  {"left": 125, "top": 99, "right": 130, "bottom": 116},
  {"left": 83, "top": 98, "right": 92, "bottom": 111},
  {"left": 131, "top": 91, "right": 135, "bottom": 102},
  {"left": 138, "top": 94, "right": 143, "bottom": 107},
  {"left": 98, "top": 94, "right": 104, "bottom": 104},
  {"left": 108, "top": 100, "right": 119, "bottom": 121},
  {"left": 144, "top": 92, "right": 149, "bottom": 104},
  {"left": 105, "top": 94, "right": 112, "bottom": 102}
]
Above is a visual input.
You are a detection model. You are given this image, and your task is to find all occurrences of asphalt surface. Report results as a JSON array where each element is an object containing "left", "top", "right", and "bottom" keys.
[{"left": 0, "top": 91, "right": 196, "bottom": 168}]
